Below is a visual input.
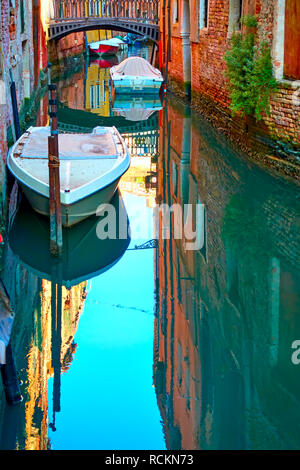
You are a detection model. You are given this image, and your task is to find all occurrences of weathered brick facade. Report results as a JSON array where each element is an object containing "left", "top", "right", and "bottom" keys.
[
  {"left": 160, "top": 0, "right": 300, "bottom": 161},
  {"left": 0, "top": 0, "right": 47, "bottom": 174}
]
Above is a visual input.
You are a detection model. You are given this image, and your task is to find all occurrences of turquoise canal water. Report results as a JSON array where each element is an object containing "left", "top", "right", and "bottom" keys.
[{"left": 0, "top": 43, "right": 300, "bottom": 450}]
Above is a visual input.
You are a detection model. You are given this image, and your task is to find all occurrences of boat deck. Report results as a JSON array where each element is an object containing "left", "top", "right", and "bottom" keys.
[{"left": 12, "top": 127, "right": 122, "bottom": 192}]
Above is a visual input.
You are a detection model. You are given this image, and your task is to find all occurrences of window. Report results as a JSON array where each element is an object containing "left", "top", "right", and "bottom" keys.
[
  {"left": 9, "top": 0, "right": 16, "bottom": 39},
  {"left": 172, "top": 162, "right": 178, "bottom": 196},
  {"left": 173, "top": 0, "right": 179, "bottom": 23},
  {"left": 22, "top": 40, "right": 30, "bottom": 98},
  {"left": 177, "top": 341, "right": 183, "bottom": 387},
  {"left": 284, "top": 0, "right": 300, "bottom": 80},
  {"left": 199, "top": 0, "right": 209, "bottom": 29},
  {"left": 20, "top": 0, "right": 25, "bottom": 34},
  {"left": 228, "top": 0, "right": 243, "bottom": 34},
  {"left": 90, "top": 85, "right": 95, "bottom": 110},
  {"left": 185, "top": 357, "right": 190, "bottom": 410},
  {"left": 96, "top": 84, "right": 101, "bottom": 108}
]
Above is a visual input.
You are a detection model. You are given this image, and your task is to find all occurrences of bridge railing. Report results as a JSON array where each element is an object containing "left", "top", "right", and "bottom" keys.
[{"left": 51, "top": 0, "right": 159, "bottom": 24}]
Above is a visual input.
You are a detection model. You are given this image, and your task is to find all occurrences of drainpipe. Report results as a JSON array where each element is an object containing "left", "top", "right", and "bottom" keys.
[
  {"left": 165, "top": 0, "right": 171, "bottom": 84},
  {"left": 181, "top": 32, "right": 191, "bottom": 98},
  {"left": 181, "top": 0, "right": 191, "bottom": 98},
  {"left": 9, "top": 70, "right": 21, "bottom": 141}
]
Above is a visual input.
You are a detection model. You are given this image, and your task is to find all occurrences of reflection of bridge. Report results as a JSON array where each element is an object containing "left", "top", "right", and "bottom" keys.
[
  {"left": 57, "top": 101, "right": 160, "bottom": 157},
  {"left": 48, "top": 0, "right": 160, "bottom": 42},
  {"left": 57, "top": 101, "right": 159, "bottom": 132}
]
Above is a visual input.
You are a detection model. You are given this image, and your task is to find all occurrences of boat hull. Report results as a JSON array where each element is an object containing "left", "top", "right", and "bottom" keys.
[
  {"left": 8, "top": 125, "right": 130, "bottom": 228},
  {"left": 20, "top": 178, "right": 120, "bottom": 228},
  {"left": 112, "top": 78, "right": 163, "bottom": 95}
]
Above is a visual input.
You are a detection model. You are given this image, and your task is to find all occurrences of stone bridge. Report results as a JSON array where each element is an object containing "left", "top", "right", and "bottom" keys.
[{"left": 47, "top": 0, "right": 160, "bottom": 42}]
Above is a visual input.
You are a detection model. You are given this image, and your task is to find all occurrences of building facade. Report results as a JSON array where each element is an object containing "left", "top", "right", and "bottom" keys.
[
  {"left": 0, "top": 0, "right": 47, "bottom": 185},
  {"left": 160, "top": 0, "right": 300, "bottom": 153}
]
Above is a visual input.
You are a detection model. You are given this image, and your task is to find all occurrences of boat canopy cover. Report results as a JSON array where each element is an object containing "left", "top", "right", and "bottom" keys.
[
  {"left": 20, "top": 127, "right": 117, "bottom": 159},
  {"left": 111, "top": 56, "right": 162, "bottom": 78}
]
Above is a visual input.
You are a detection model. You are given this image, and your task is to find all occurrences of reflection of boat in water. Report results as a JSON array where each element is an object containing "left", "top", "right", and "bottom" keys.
[
  {"left": 111, "top": 57, "right": 163, "bottom": 95},
  {"left": 9, "top": 192, "right": 131, "bottom": 287},
  {"left": 132, "top": 35, "right": 148, "bottom": 45},
  {"left": 88, "top": 38, "right": 124, "bottom": 56},
  {"left": 122, "top": 33, "right": 137, "bottom": 44},
  {"left": 113, "top": 95, "right": 162, "bottom": 121},
  {"left": 89, "top": 55, "right": 119, "bottom": 68},
  {"left": 123, "top": 34, "right": 148, "bottom": 45},
  {"left": 8, "top": 126, "right": 130, "bottom": 227}
]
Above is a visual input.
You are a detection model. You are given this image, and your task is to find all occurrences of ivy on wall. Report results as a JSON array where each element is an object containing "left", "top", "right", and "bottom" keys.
[{"left": 224, "top": 15, "right": 277, "bottom": 121}]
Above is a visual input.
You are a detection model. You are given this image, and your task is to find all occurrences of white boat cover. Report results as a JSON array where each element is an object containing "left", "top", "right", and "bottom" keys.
[
  {"left": 21, "top": 127, "right": 117, "bottom": 159},
  {"left": 111, "top": 56, "right": 162, "bottom": 79}
]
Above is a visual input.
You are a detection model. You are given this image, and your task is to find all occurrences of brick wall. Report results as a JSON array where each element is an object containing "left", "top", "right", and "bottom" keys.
[
  {"left": 0, "top": 0, "right": 47, "bottom": 159},
  {"left": 169, "top": 36, "right": 185, "bottom": 84},
  {"left": 56, "top": 32, "right": 85, "bottom": 59},
  {"left": 161, "top": 0, "right": 300, "bottom": 153}
]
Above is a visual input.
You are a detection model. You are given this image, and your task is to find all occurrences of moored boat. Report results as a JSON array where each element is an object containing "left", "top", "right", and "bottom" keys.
[
  {"left": 110, "top": 56, "right": 163, "bottom": 94},
  {"left": 7, "top": 126, "right": 130, "bottom": 227},
  {"left": 88, "top": 37, "right": 124, "bottom": 56}
]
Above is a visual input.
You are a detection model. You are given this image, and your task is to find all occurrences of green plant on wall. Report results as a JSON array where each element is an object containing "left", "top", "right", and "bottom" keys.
[{"left": 224, "top": 15, "right": 277, "bottom": 120}]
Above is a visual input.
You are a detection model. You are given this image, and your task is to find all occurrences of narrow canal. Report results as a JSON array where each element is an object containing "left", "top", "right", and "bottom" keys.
[{"left": 0, "top": 43, "right": 299, "bottom": 450}]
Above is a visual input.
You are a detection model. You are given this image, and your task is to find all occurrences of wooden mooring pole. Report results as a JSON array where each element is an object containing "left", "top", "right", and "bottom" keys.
[
  {"left": 150, "top": 43, "right": 156, "bottom": 66},
  {"left": 48, "top": 66, "right": 63, "bottom": 256}
]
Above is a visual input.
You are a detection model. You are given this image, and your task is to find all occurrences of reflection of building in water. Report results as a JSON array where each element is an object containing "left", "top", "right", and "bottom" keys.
[
  {"left": 24, "top": 280, "right": 87, "bottom": 450},
  {"left": 123, "top": 130, "right": 159, "bottom": 158},
  {"left": 154, "top": 98, "right": 300, "bottom": 450},
  {"left": 86, "top": 30, "right": 113, "bottom": 44},
  {"left": 58, "top": 71, "right": 85, "bottom": 111},
  {"left": 0, "top": 244, "right": 87, "bottom": 450},
  {"left": 120, "top": 130, "right": 159, "bottom": 207},
  {"left": 127, "top": 44, "right": 150, "bottom": 61},
  {"left": 85, "top": 64, "right": 111, "bottom": 116}
]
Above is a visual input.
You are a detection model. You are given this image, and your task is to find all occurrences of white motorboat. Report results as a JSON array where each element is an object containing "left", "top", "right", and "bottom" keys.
[
  {"left": 110, "top": 56, "right": 163, "bottom": 94},
  {"left": 7, "top": 126, "right": 130, "bottom": 227}
]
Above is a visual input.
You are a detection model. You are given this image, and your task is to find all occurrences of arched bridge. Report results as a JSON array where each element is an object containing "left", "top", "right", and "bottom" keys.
[{"left": 48, "top": 0, "right": 160, "bottom": 42}]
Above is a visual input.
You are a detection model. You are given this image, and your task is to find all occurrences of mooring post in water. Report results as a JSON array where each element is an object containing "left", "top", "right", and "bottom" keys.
[
  {"left": 0, "top": 343, "right": 23, "bottom": 406},
  {"left": 49, "top": 262, "right": 63, "bottom": 432},
  {"left": 48, "top": 67, "right": 63, "bottom": 256},
  {"left": 151, "top": 43, "right": 156, "bottom": 66}
]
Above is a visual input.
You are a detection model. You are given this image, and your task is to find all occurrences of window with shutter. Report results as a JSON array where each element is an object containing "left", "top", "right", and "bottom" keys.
[{"left": 284, "top": 0, "right": 300, "bottom": 80}]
